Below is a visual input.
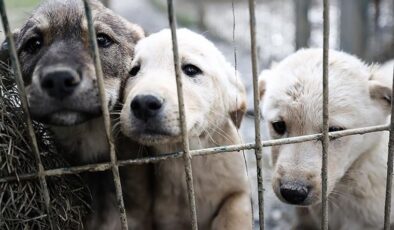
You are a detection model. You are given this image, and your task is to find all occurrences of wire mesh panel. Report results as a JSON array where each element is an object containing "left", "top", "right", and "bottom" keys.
[
  {"left": 0, "top": 0, "right": 393, "bottom": 230},
  {"left": 166, "top": 0, "right": 199, "bottom": 229}
]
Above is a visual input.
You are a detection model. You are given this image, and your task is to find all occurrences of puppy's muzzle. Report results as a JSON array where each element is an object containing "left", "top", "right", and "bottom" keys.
[
  {"left": 280, "top": 181, "right": 309, "bottom": 205},
  {"left": 131, "top": 94, "right": 163, "bottom": 122},
  {"left": 40, "top": 66, "right": 81, "bottom": 100}
]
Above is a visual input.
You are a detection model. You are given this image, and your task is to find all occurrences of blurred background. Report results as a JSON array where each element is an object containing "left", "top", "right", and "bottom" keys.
[{"left": 1, "top": 0, "right": 393, "bottom": 229}]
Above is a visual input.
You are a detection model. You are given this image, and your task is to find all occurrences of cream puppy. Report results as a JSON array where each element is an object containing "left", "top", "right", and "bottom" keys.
[
  {"left": 259, "top": 48, "right": 394, "bottom": 229},
  {"left": 120, "top": 28, "right": 252, "bottom": 230}
]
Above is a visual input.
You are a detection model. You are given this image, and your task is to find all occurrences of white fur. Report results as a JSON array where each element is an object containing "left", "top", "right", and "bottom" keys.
[
  {"left": 259, "top": 48, "right": 394, "bottom": 229},
  {"left": 120, "top": 29, "right": 252, "bottom": 230}
]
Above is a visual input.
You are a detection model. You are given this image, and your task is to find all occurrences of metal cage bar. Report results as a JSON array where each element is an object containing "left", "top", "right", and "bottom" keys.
[
  {"left": 167, "top": 0, "right": 199, "bottom": 229},
  {"left": 82, "top": 1, "right": 128, "bottom": 229},
  {"left": 0, "top": 1, "right": 53, "bottom": 229},
  {"left": 0, "top": 124, "right": 389, "bottom": 184},
  {"left": 383, "top": 66, "right": 394, "bottom": 230},
  {"left": 321, "top": 0, "right": 330, "bottom": 229},
  {"left": 248, "top": 0, "right": 265, "bottom": 229},
  {"left": 0, "top": 0, "right": 393, "bottom": 230}
]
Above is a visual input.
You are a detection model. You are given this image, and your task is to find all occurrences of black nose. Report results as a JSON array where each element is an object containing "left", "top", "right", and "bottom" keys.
[
  {"left": 131, "top": 95, "right": 163, "bottom": 121},
  {"left": 40, "top": 68, "right": 80, "bottom": 100},
  {"left": 280, "top": 182, "right": 309, "bottom": 205}
]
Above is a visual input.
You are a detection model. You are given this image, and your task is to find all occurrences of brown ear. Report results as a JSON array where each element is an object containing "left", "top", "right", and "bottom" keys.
[
  {"left": 258, "top": 70, "right": 272, "bottom": 102},
  {"left": 124, "top": 21, "right": 144, "bottom": 43},
  {"left": 0, "top": 30, "right": 19, "bottom": 64},
  {"left": 0, "top": 39, "right": 9, "bottom": 64},
  {"left": 230, "top": 101, "right": 246, "bottom": 129},
  {"left": 131, "top": 23, "right": 145, "bottom": 41},
  {"left": 222, "top": 62, "right": 247, "bottom": 129},
  {"left": 369, "top": 80, "right": 392, "bottom": 114},
  {"left": 258, "top": 75, "right": 266, "bottom": 100}
]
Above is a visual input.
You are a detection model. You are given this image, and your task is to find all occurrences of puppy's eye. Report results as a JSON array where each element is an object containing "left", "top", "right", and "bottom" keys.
[
  {"left": 328, "top": 126, "right": 345, "bottom": 132},
  {"left": 23, "top": 36, "right": 43, "bottom": 54},
  {"left": 182, "top": 64, "right": 202, "bottom": 77},
  {"left": 129, "top": 65, "right": 140, "bottom": 77},
  {"left": 272, "top": 121, "right": 287, "bottom": 135},
  {"left": 97, "top": 33, "right": 114, "bottom": 48}
]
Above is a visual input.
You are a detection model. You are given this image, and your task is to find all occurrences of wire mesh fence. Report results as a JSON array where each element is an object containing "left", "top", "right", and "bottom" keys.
[{"left": 0, "top": 0, "right": 393, "bottom": 230}]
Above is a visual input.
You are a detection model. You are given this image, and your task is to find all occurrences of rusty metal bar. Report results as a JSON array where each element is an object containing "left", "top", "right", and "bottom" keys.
[
  {"left": 0, "top": 1, "right": 53, "bottom": 228},
  {"left": 248, "top": 0, "right": 264, "bottom": 229},
  {"left": 383, "top": 66, "right": 394, "bottom": 230},
  {"left": 166, "top": 0, "right": 199, "bottom": 229},
  {"left": 81, "top": 1, "right": 128, "bottom": 229},
  {"left": 0, "top": 124, "right": 389, "bottom": 183},
  {"left": 321, "top": 0, "right": 330, "bottom": 229}
]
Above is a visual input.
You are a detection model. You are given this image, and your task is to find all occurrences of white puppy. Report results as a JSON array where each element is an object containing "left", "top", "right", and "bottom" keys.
[
  {"left": 376, "top": 60, "right": 393, "bottom": 86},
  {"left": 120, "top": 28, "right": 252, "bottom": 230},
  {"left": 259, "top": 49, "right": 394, "bottom": 229}
]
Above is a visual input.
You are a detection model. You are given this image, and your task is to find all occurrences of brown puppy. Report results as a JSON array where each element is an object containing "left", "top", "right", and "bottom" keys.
[{"left": 0, "top": 0, "right": 148, "bottom": 229}]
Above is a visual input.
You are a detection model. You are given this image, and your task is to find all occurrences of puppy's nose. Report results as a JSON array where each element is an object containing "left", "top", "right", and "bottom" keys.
[
  {"left": 40, "top": 68, "right": 80, "bottom": 100},
  {"left": 280, "top": 181, "right": 309, "bottom": 205},
  {"left": 131, "top": 95, "right": 163, "bottom": 121}
]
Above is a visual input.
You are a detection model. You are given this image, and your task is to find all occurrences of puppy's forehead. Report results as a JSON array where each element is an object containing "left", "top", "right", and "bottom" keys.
[
  {"left": 33, "top": 0, "right": 85, "bottom": 28},
  {"left": 265, "top": 49, "right": 371, "bottom": 124},
  {"left": 136, "top": 29, "right": 219, "bottom": 63},
  {"left": 20, "top": 0, "right": 131, "bottom": 41}
]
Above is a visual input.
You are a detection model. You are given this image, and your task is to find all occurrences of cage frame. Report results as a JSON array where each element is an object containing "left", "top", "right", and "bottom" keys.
[{"left": 0, "top": 0, "right": 393, "bottom": 230}]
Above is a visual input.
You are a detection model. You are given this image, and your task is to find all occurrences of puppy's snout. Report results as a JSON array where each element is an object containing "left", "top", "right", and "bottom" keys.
[
  {"left": 40, "top": 67, "right": 80, "bottom": 100},
  {"left": 280, "top": 181, "right": 309, "bottom": 205},
  {"left": 131, "top": 95, "right": 163, "bottom": 121}
]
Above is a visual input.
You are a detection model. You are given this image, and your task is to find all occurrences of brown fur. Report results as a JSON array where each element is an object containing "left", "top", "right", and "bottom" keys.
[{"left": 0, "top": 1, "right": 147, "bottom": 229}]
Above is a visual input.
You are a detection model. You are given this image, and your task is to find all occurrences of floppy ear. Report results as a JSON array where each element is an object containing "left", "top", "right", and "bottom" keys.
[
  {"left": 0, "top": 30, "right": 19, "bottom": 64},
  {"left": 0, "top": 38, "right": 10, "bottom": 63},
  {"left": 369, "top": 80, "right": 392, "bottom": 114},
  {"left": 223, "top": 62, "right": 247, "bottom": 129},
  {"left": 128, "top": 22, "right": 145, "bottom": 41},
  {"left": 0, "top": 30, "right": 20, "bottom": 90},
  {"left": 258, "top": 69, "right": 274, "bottom": 103}
]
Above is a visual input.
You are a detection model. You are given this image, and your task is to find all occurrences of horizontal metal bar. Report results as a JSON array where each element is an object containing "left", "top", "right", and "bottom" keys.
[{"left": 0, "top": 124, "right": 389, "bottom": 184}]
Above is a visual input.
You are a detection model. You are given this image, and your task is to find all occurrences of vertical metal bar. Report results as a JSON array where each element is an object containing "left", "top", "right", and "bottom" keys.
[
  {"left": 0, "top": 1, "right": 53, "bottom": 229},
  {"left": 383, "top": 66, "right": 394, "bottom": 230},
  {"left": 248, "top": 0, "right": 264, "bottom": 229},
  {"left": 82, "top": 1, "right": 128, "bottom": 229},
  {"left": 166, "top": 1, "right": 199, "bottom": 229},
  {"left": 321, "top": 0, "right": 330, "bottom": 229}
]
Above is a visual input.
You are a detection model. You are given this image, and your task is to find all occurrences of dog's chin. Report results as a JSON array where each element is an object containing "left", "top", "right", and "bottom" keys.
[
  {"left": 33, "top": 111, "right": 101, "bottom": 126},
  {"left": 127, "top": 128, "right": 181, "bottom": 146}
]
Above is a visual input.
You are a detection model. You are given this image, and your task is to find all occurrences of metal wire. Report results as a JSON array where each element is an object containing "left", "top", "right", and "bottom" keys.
[
  {"left": 81, "top": 1, "right": 128, "bottom": 229},
  {"left": 248, "top": 0, "right": 265, "bottom": 229},
  {"left": 0, "top": 1, "right": 53, "bottom": 229},
  {"left": 0, "top": 124, "right": 389, "bottom": 183},
  {"left": 383, "top": 65, "right": 394, "bottom": 230},
  {"left": 167, "top": 1, "right": 199, "bottom": 229},
  {"left": 321, "top": 0, "right": 330, "bottom": 229},
  {"left": 0, "top": 1, "right": 392, "bottom": 229}
]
